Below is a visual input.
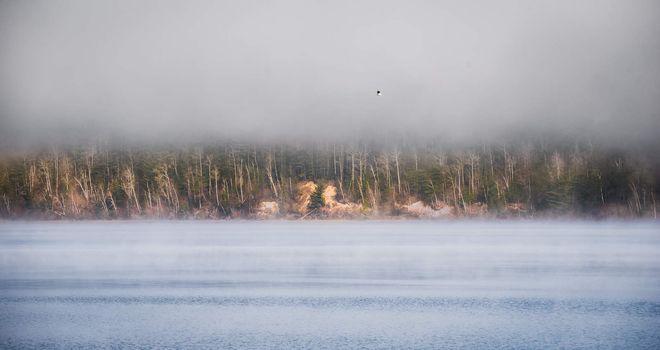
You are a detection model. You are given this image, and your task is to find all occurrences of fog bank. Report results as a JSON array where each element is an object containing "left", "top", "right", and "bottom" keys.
[{"left": 1, "top": 0, "right": 659, "bottom": 147}]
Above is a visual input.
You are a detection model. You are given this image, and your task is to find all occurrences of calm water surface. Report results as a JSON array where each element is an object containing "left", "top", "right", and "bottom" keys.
[{"left": 1, "top": 221, "right": 659, "bottom": 349}]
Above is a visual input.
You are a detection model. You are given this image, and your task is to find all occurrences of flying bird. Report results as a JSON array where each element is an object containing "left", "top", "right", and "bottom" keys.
[{"left": 377, "top": 90, "right": 382, "bottom": 96}]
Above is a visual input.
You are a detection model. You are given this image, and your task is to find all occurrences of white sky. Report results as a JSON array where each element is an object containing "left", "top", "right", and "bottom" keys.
[{"left": 1, "top": 0, "right": 659, "bottom": 145}]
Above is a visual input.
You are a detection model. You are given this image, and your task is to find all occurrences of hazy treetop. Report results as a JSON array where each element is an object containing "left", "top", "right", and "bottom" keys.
[{"left": 1, "top": 0, "right": 659, "bottom": 147}]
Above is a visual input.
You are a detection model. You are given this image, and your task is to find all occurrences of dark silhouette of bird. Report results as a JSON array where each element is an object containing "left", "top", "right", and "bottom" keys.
[{"left": 377, "top": 90, "right": 382, "bottom": 96}]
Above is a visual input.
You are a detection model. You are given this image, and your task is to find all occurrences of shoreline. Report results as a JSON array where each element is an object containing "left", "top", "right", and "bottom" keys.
[{"left": 1, "top": 213, "right": 657, "bottom": 222}]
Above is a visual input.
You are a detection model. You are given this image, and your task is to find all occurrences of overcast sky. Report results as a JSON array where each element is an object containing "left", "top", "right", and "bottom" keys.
[{"left": 1, "top": 0, "right": 659, "bottom": 146}]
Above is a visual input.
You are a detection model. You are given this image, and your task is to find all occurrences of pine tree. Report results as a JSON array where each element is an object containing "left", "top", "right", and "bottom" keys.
[{"left": 308, "top": 182, "right": 325, "bottom": 212}]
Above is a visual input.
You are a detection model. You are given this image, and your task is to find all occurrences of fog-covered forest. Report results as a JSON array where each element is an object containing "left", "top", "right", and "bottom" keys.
[
  {"left": 2, "top": 1, "right": 659, "bottom": 220},
  {"left": 1, "top": 139, "right": 656, "bottom": 219}
]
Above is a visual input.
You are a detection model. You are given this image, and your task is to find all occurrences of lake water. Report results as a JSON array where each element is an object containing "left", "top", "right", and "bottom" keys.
[{"left": 1, "top": 221, "right": 659, "bottom": 349}]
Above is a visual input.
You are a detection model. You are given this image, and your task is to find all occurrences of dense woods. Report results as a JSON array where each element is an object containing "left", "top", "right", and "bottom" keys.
[{"left": 0, "top": 140, "right": 657, "bottom": 219}]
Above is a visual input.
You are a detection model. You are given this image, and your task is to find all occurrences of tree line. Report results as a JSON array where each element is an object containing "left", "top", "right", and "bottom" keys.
[{"left": 0, "top": 140, "right": 657, "bottom": 219}]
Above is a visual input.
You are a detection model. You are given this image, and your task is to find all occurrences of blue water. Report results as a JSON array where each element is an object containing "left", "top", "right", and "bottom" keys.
[{"left": 1, "top": 221, "right": 659, "bottom": 349}]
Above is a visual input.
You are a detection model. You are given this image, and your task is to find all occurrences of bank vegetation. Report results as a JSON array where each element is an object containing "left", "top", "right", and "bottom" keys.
[{"left": 0, "top": 140, "right": 657, "bottom": 219}]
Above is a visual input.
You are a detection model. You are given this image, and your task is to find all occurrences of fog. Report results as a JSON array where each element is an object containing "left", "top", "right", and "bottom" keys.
[
  {"left": 1, "top": 0, "right": 659, "bottom": 147},
  {"left": 2, "top": 221, "right": 660, "bottom": 348}
]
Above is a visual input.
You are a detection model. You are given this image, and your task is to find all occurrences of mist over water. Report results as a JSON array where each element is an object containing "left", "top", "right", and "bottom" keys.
[
  {"left": 2, "top": 1, "right": 660, "bottom": 347},
  {"left": 1, "top": 0, "right": 659, "bottom": 147},
  {"left": 1, "top": 221, "right": 659, "bottom": 349}
]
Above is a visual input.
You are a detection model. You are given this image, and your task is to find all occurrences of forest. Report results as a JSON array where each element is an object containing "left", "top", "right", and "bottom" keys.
[{"left": 0, "top": 139, "right": 657, "bottom": 219}]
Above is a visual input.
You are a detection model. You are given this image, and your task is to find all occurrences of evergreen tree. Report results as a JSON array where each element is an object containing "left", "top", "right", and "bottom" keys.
[{"left": 308, "top": 182, "right": 325, "bottom": 212}]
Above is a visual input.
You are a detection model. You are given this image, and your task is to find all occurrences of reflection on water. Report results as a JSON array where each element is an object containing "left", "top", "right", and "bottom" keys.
[{"left": 1, "top": 221, "right": 659, "bottom": 349}]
